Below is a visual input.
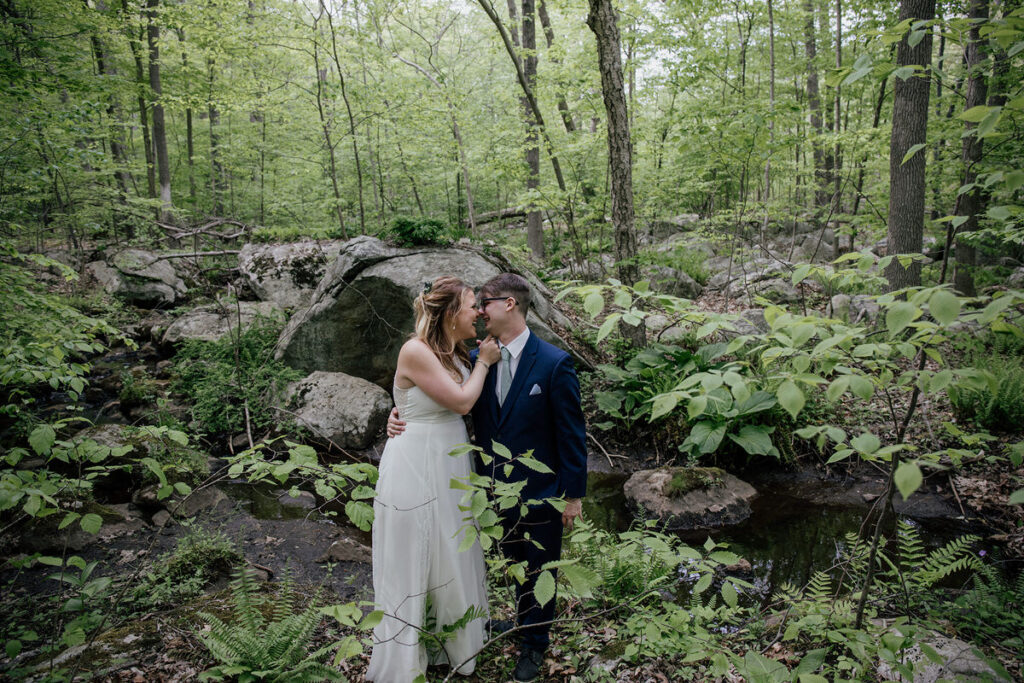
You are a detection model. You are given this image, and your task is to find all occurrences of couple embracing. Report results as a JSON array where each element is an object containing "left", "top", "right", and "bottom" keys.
[{"left": 367, "top": 273, "right": 588, "bottom": 683}]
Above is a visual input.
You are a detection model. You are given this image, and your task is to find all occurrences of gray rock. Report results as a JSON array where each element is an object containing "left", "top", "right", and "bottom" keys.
[
  {"left": 644, "top": 265, "right": 703, "bottom": 299},
  {"left": 750, "top": 278, "right": 799, "bottom": 304},
  {"left": 875, "top": 628, "right": 1010, "bottom": 683},
  {"left": 281, "top": 371, "right": 392, "bottom": 450},
  {"left": 151, "top": 509, "right": 173, "bottom": 528},
  {"left": 85, "top": 249, "right": 187, "bottom": 308},
  {"left": 623, "top": 467, "right": 758, "bottom": 531},
  {"left": 19, "top": 503, "right": 145, "bottom": 553},
  {"left": 171, "top": 486, "right": 229, "bottom": 519},
  {"left": 726, "top": 308, "right": 769, "bottom": 336},
  {"left": 1007, "top": 266, "right": 1024, "bottom": 289},
  {"left": 318, "top": 535, "right": 372, "bottom": 564},
  {"left": 828, "top": 294, "right": 880, "bottom": 325},
  {"left": 278, "top": 489, "right": 317, "bottom": 509},
  {"left": 238, "top": 241, "right": 345, "bottom": 309},
  {"left": 275, "top": 238, "right": 580, "bottom": 387},
  {"left": 161, "top": 300, "right": 285, "bottom": 345},
  {"left": 646, "top": 214, "right": 700, "bottom": 240}
]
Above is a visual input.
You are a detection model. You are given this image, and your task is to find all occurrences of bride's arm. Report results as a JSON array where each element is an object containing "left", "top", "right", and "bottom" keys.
[{"left": 396, "top": 338, "right": 499, "bottom": 415}]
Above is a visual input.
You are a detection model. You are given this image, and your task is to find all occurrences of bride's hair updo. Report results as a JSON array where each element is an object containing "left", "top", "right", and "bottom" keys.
[{"left": 413, "top": 275, "right": 472, "bottom": 378}]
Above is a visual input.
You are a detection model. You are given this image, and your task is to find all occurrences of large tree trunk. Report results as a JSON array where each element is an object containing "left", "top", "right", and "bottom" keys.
[
  {"left": 123, "top": 0, "right": 156, "bottom": 206},
  {"left": 803, "top": 0, "right": 828, "bottom": 214},
  {"left": 207, "top": 57, "right": 224, "bottom": 216},
  {"left": 145, "top": 0, "right": 172, "bottom": 224},
  {"left": 587, "top": 0, "right": 643, "bottom": 346},
  {"left": 953, "top": 0, "right": 990, "bottom": 295},
  {"left": 885, "top": 0, "right": 936, "bottom": 291},
  {"left": 522, "top": 0, "right": 544, "bottom": 259}
]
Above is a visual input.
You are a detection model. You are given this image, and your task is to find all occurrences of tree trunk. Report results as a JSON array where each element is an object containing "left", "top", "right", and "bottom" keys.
[
  {"left": 953, "top": 0, "right": 989, "bottom": 296},
  {"left": 537, "top": 0, "right": 577, "bottom": 134},
  {"left": 311, "top": 16, "right": 347, "bottom": 240},
  {"left": 145, "top": 0, "right": 172, "bottom": 224},
  {"left": 522, "top": 0, "right": 544, "bottom": 259},
  {"left": 884, "top": 0, "right": 936, "bottom": 291},
  {"left": 832, "top": 0, "right": 843, "bottom": 228},
  {"left": 175, "top": 28, "right": 196, "bottom": 209},
  {"left": 123, "top": 0, "right": 156, "bottom": 205},
  {"left": 207, "top": 58, "right": 224, "bottom": 216},
  {"left": 587, "top": 0, "right": 644, "bottom": 347},
  {"left": 804, "top": 0, "right": 828, "bottom": 213}
]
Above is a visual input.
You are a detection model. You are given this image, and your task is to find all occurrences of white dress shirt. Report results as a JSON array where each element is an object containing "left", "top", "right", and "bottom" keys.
[{"left": 497, "top": 327, "right": 530, "bottom": 401}]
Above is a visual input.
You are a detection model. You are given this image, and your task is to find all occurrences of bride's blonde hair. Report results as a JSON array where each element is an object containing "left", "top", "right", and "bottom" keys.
[{"left": 413, "top": 275, "right": 472, "bottom": 378}]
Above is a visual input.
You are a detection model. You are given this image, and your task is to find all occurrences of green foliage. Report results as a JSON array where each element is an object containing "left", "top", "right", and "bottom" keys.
[
  {"left": 118, "top": 368, "right": 159, "bottom": 410},
  {"left": 123, "top": 424, "right": 210, "bottom": 484},
  {"left": 639, "top": 243, "right": 711, "bottom": 285},
  {"left": 171, "top": 317, "right": 301, "bottom": 436},
  {"left": 382, "top": 217, "right": 454, "bottom": 247},
  {"left": 948, "top": 354, "right": 1024, "bottom": 432},
  {"left": 129, "top": 528, "right": 242, "bottom": 613},
  {"left": 0, "top": 244, "right": 127, "bottom": 420},
  {"left": 196, "top": 567, "right": 342, "bottom": 682},
  {"left": 935, "top": 561, "right": 1024, "bottom": 649}
]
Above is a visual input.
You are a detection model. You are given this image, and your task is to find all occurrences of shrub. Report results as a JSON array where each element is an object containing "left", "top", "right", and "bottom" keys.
[
  {"left": 171, "top": 317, "right": 301, "bottom": 436},
  {"left": 129, "top": 528, "right": 242, "bottom": 613},
  {"left": 949, "top": 355, "right": 1024, "bottom": 431},
  {"left": 383, "top": 217, "right": 452, "bottom": 246}
]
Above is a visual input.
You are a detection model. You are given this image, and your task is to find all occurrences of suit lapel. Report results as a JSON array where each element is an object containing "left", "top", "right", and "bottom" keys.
[{"left": 497, "top": 333, "right": 538, "bottom": 429}]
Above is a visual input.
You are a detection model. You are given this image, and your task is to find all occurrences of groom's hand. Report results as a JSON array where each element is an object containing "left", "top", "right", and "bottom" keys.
[
  {"left": 562, "top": 498, "right": 582, "bottom": 529},
  {"left": 386, "top": 407, "right": 406, "bottom": 438}
]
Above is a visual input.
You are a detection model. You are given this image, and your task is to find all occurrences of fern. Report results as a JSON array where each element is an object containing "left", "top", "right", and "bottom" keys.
[{"left": 196, "top": 566, "right": 341, "bottom": 682}]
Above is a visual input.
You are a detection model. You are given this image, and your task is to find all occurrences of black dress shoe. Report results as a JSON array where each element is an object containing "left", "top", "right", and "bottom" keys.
[
  {"left": 486, "top": 618, "right": 515, "bottom": 637},
  {"left": 513, "top": 647, "right": 544, "bottom": 682}
]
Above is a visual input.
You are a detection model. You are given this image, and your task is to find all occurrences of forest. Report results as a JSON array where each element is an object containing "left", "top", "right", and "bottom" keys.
[{"left": 2, "top": 0, "right": 1024, "bottom": 680}]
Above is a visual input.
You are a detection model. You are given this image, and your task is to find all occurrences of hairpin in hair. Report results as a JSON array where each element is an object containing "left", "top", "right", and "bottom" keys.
[{"left": 422, "top": 281, "right": 432, "bottom": 295}]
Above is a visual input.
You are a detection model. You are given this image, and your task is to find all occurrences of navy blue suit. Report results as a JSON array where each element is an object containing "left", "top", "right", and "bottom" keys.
[{"left": 470, "top": 331, "right": 587, "bottom": 650}]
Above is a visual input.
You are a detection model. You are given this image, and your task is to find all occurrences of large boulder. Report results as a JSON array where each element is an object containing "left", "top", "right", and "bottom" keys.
[
  {"left": 238, "top": 241, "right": 345, "bottom": 309},
  {"left": 281, "top": 371, "right": 392, "bottom": 450},
  {"left": 874, "top": 627, "right": 1010, "bottom": 683},
  {"left": 644, "top": 265, "right": 703, "bottom": 299},
  {"left": 645, "top": 214, "right": 700, "bottom": 241},
  {"left": 162, "top": 300, "right": 286, "bottom": 345},
  {"left": 274, "top": 237, "right": 581, "bottom": 387},
  {"left": 623, "top": 466, "right": 758, "bottom": 531},
  {"left": 84, "top": 249, "right": 187, "bottom": 308}
]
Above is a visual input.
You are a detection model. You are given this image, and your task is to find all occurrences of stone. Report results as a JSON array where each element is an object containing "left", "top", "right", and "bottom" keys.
[
  {"left": 170, "top": 486, "right": 229, "bottom": 519},
  {"left": 18, "top": 502, "right": 145, "bottom": 553},
  {"left": 238, "top": 241, "right": 345, "bottom": 309},
  {"left": 278, "top": 489, "right": 317, "bottom": 509},
  {"left": 646, "top": 214, "right": 700, "bottom": 240},
  {"left": 750, "top": 278, "right": 799, "bottom": 304},
  {"left": 623, "top": 467, "right": 758, "bottom": 531},
  {"left": 161, "top": 300, "right": 285, "bottom": 345},
  {"left": 275, "top": 237, "right": 581, "bottom": 387},
  {"left": 317, "top": 535, "right": 372, "bottom": 564},
  {"left": 828, "top": 294, "right": 880, "bottom": 325},
  {"left": 281, "top": 371, "right": 392, "bottom": 450},
  {"left": 721, "top": 308, "right": 769, "bottom": 337},
  {"left": 151, "top": 509, "right": 173, "bottom": 527},
  {"left": 875, "top": 628, "right": 1010, "bottom": 683},
  {"left": 84, "top": 249, "right": 187, "bottom": 308},
  {"left": 1008, "top": 266, "right": 1024, "bottom": 289},
  {"left": 644, "top": 265, "right": 703, "bottom": 299}
]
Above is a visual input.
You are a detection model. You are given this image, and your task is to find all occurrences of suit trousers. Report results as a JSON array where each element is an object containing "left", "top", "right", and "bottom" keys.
[{"left": 499, "top": 503, "right": 563, "bottom": 651}]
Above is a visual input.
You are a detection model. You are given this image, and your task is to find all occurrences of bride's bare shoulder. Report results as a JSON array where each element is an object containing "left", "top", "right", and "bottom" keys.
[{"left": 399, "top": 338, "right": 434, "bottom": 363}]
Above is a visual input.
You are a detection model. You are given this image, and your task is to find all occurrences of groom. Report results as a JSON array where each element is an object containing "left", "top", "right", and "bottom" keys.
[{"left": 389, "top": 272, "right": 587, "bottom": 682}]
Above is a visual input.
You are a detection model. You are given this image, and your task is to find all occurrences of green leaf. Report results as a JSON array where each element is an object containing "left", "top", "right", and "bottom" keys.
[
  {"left": 29, "top": 425, "right": 56, "bottom": 456},
  {"left": 141, "top": 457, "right": 167, "bottom": 487},
  {"left": 886, "top": 301, "right": 919, "bottom": 337},
  {"left": 517, "top": 455, "right": 553, "bottom": 474},
  {"left": 457, "top": 526, "right": 478, "bottom": 552},
  {"left": 561, "top": 563, "right": 599, "bottom": 598},
  {"left": 720, "top": 580, "right": 737, "bottom": 608},
  {"left": 345, "top": 500, "right": 374, "bottom": 531},
  {"left": 596, "top": 314, "right": 619, "bottom": 343},
  {"left": 173, "top": 482, "right": 192, "bottom": 496},
  {"left": 79, "top": 513, "right": 102, "bottom": 535},
  {"left": 848, "top": 375, "right": 874, "bottom": 400},
  {"left": 58, "top": 512, "right": 81, "bottom": 530},
  {"left": 728, "top": 425, "right": 775, "bottom": 456},
  {"left": 6, "top": 639, "right": 22, "bottom": 659},
  {"left": 359, "top": 610, "right": 384, "bottom": 630},
  {"left": 851, "top": 432, "right": 880, "bottom": 455},
  {"left": 929, "top": 290, "right": 961, "bottom": 326},
  {"left": 794, "top": 648, "right": 828, "bottom": 675},
  {"left": 534, "top": 570, "right": 556, "bottom": 607},
  {"left": 1008, "top": 488, "right": 1024, "bottom": 505},
  {"left": 776, "top": 380, "right": 805, "bottom": 420},
  {"left": 960, "top": 104, "right": 994, "bottom": 122},
  {"left": 901, "top": 143, "right": 926, "bottom": 165},
  {"left": 895, "top": 461, "right": 922, "bottom": 500},
  {"left": 650, "top": 393, "right": 679, "bottom": 420},
  {"left": 688, "top": 421, "right": 727, "bottom": 454},
  {"left": 583, "top": 292, "right": 604, "bottom": 318},
  {"left": 492, "top": 441, "right": 513, "bottom": 460}
]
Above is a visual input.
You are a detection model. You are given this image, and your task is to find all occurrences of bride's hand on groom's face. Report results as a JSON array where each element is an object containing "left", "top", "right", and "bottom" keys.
[{"left": 386, "top": 407, "right": 406, "bottom": 438}]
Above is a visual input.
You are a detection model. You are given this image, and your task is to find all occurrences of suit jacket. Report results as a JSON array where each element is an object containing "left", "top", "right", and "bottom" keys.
[{"left": 470, "top": 331, "right": 587, "bottom": 504}]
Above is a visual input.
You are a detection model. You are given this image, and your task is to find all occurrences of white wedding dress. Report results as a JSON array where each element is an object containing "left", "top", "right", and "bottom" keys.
[{"left": 366, "top": 370, "right": 488, "bottom": 682}]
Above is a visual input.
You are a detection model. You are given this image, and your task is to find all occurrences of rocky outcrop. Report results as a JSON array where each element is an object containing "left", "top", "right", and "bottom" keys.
[
  {"left": 644, "top": 214, "right": 700, "bottom": 241},
  {"left": 644, "top": 264, "right": 703, "bottom": 299},
  {"left": 875, "top": 626, "right": 1010, "bottom": 683},
  {"left": 161, "top": 300, "right": 285, "bottom": 345},
  {"left": 238, "top": 241, "right": 344, "bottom": 309},
  {"left": 84, "top": 249, "right": 187, "bottom": 308},
  {"left": 281, "top": 371, "right": 392, "bottom": 450},
  {"left": 828, "top": 293, "right": 881, "bottom": 325},
  {"left": 274, "top": 236, "right": 581, "bottom": 387},
  {"left": 623, "top": 466, "right": 758, "bottom": 531}
]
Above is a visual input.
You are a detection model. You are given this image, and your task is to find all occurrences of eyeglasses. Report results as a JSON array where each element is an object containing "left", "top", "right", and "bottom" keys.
[{"left": 476, "top": 296, "right": 516, "bottom": 311}]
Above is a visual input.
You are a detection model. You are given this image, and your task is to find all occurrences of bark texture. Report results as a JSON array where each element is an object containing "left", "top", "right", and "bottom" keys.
[{"left": 885, "top": 0, "right": 936, "bottom": 291}]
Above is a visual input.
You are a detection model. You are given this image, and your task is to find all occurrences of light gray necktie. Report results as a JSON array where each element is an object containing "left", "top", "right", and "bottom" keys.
[{"left": 499, "top": 346, "right": 512, "bottom": 406}]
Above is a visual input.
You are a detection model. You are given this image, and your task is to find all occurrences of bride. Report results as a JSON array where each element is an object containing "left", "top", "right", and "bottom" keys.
[{"left": 366, "top": 276, "right": 501, "bottom": 682}]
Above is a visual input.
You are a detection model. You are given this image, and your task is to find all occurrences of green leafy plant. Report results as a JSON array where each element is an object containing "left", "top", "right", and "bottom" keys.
[
  {"left": 383, "top": 217, "right": 453, "bottom": 247},
  {"left": 197, "top": 567, "right": 342, "bottom": 682},
  {"left": 936, "top": 560, "right": 1024, "bottom": 649},
  {"left": 171, "top": 317, "right": 301, "bottom": 436},
  {"left": 948, "top": 354, "right": 1024, "bottom": 431},
  {"left": 129, "top": 528, "right": 242, "bottom": 613}
]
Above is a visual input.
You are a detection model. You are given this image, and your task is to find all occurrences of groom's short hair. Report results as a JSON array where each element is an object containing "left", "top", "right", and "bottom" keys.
[{"left": 480, "top": 273, "right": 531, "bottom": 315}]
